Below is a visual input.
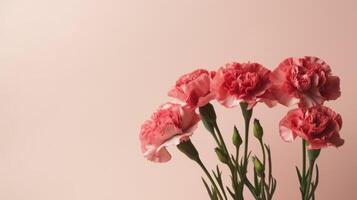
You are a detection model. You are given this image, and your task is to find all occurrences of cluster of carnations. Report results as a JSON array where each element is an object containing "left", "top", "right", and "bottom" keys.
[{"left": 139, "top": 56, "right": 343, "bottom": 200}]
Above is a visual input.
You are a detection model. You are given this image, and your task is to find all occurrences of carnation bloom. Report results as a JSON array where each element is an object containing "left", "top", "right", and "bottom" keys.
[
  {"left": 139, "top": 102, "right": 200, "bottom": 162},
  {"left": 271, "top": 56, "right": 341, "bottom": 108},
  {"left": 168, "top": 69, "right": 215, "bottom": 109},
  {"left": 211, "top": 62, "right": 275, "bottom": 109},
  {"left": 279, "top": 105, "right": 344, "bottom": 149}
]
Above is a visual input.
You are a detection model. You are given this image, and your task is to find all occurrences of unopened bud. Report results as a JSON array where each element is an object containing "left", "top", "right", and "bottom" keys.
[
  {"left": 253, "top": 156, "right": 264, "bottom": 177},
  {"left": 215, "top": 148, "right": 228, "bottom": 164},
  {"left": 232, "top": 126, "right": 242, "bottom": 147},
  {"left": 253, "top": 119, "right": 263, "bottom": 141}
]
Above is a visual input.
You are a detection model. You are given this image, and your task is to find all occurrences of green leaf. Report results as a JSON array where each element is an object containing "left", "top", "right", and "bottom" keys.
[
  {"left": 226, "top": 186, "right": 235, "bottom": 199},
  {"left": 270, "top": 178, "right": 277, "bottom": 197},
  {"left": 212, "top": 166, "right": 227, "bottom": 200},
  {"left": 265, "top": 144, "right": 273, "bottom": 181},
  {"left": 296, "top": 166, "right": 302, "bottom": 184},
  {"left": 201, "top": 177, "right": 213, "bottom": 199},
  {"left": 231, "top": 154, "right": 237, "bottom": 166},
  {"left": 308, "top": 165, "right": 319, "bottom": 200},
  {"left": 243, "top": 151, "right": 252, "bottom": 170},
  {"left": 315, "top": 165, "right": 319, "bottom": 188},
  {"left": 212, "top": 187, "right": 219, "bottom": 200}
]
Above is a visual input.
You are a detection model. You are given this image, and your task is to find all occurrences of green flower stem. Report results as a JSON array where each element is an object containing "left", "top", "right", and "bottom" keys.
[
  {"left": 261, "top": 175, "right": 267, "bottom": 200},
  {"left": 301, "top": 140, "right": 320, "bottom": 200},
  {"left": 239, "top": 103, "right": 253, "bottom": 198},
  {"left": 235, "top": 146, "right": 239, "bottom": 166},
  {"left": 259, "top": 139, "right": 266, "bottom": 199},
  {"left": 196, "top": 158, "right": 225, "bottom": 200},
  {"left": 178, "top": 139, "right": 224, "bottom": 200},
  {"left": 241, "top": 175, "right": 260, "bottom": 199},
  {"left": 301, "top": 140, "right": 307, "bottom": 199},
  {"left": 213, "top": 122, "right": 229, "bottom": 158},
  {"left": 304, "top": 160, "right": 315, "bottom": 200},
  {"left": 259, "top": 140, "right": 266, "bottom": 168},
  {"left": 240, "top": 103, "right": 252, "bottom": 171},
  {"left": 243, "top": 118, "right": 250, "bottom": 168},
  {"left": 302, "top": 140, "right": 307, "bottom": 180},
  {"left": 304, "top": 148, "right": 320, "bottom": 200},
  {"left": 265, "top": 145, "right": 276, "bottom": 200},
  {"left": 213, "top": 122, "right": 240, "bottom": 200}
]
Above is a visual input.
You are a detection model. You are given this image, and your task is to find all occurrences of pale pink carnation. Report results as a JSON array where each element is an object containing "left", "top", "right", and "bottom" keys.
[
  {"left": 168, "top": 69, "right": 215, "bottom": 109},
  {"left": 139, "top": 102, "right": 200, "bottom": 162}
]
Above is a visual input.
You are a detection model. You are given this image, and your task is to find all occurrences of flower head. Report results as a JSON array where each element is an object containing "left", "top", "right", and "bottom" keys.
[
  {"left": 139, "top": 102, "right": 200, "bottom": 162},
  {"left": 168, "top": 69, "right": 215, "bottom": 109},
  {"left": 279, "top": 105, "right": 344, "bottom": 149},
  {"left": 271, "top": 56, "right": 341, "bottom": 108},
  {"left": 211, "top": 62, "right": 275, "bottom": 109}
]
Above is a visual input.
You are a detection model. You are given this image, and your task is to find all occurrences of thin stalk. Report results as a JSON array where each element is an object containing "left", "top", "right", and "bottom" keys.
[
  {"left": 213, "top": 122, "right": 240, "bottom": 200},
  {"left": 234, "top": 149, "right": 240, "bottom": 200},
  {"left": 304, "top": 160, "right": 315, "bottom": 200},
  {"left": 239, "top": 103, "right": 252, "bottom": 171},
  {"left": 213, "top": 122, "right": 230, "bottom": 157},
  {"left": 259, "top": 140, "right": 266, "bottom": 199},
  {"left": 211, "top": 130, "right": 221, "bottom": 148},
  {"left": 241, "top": 176, "right": 260, "bottom": 199},
  {"left": 239, "top": 103, "right": 252, "bottom": 198},
  {"left": 243, "top": 118, "right": 250, "bottom": 169},
  {"left": 301, "top": 140, "right": 307, "bottom": 199},
  {"left": 261, "top": 175, "right": 267, "bottom": 200},
  {"left": 302, "top": 140, "right": 307, "bottom": 180},
  {"left": 259, "top": 140, "right": 266, "bottom": 167},
  {"left": 196, "top": 158, "right": 225, "bottom": 200},
  {"left": 235, "top": 147, "right": 240, "bottom": 165}
]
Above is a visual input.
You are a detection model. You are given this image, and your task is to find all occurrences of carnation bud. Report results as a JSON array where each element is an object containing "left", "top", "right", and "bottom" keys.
[
  {"left": 177, "top": 139, "right": 199, "bottom": 162},
  {"left": 253, "top": 119, "right": 263, "bottom": 141},
  {"left": 252, "top": 156, "right": 264, "bottom": 177},
  {"left": 215, "top": 147, "right": 228, "bottom": 164},
  {"left": 232, "top": 126, "right": 242, "bottom": 147}
]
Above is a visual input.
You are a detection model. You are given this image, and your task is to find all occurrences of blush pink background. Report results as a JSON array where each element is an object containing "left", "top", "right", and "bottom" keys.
[{"left": 0, "top": 0, "right": 356, "bottom": 199}]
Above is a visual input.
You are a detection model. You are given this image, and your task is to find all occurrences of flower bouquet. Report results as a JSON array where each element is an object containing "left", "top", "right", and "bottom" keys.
[{"left": 139, "top": 56, "right": 343, "bottom": 200}]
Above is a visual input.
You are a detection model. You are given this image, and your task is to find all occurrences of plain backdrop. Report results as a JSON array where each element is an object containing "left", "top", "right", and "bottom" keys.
[{"left": 0, "top": 0, "right": 356, "bottom": 199}]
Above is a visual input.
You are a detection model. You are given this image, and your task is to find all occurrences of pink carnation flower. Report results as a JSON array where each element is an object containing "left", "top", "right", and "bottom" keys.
[
  {"left": 168, "top": 69, "right": 215, "bottom": 109},
  {"left": 139, "top": 102, "right": 200, "bottom": 162},
  {"left": 211, "top": 62, "right": 275, "bottom": 109},
  {"left": 279, "top": 105, "right": 344, "bottom": 149},
  {"left": 271, "top": 56, "right": 341, "bottom": 108}
]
